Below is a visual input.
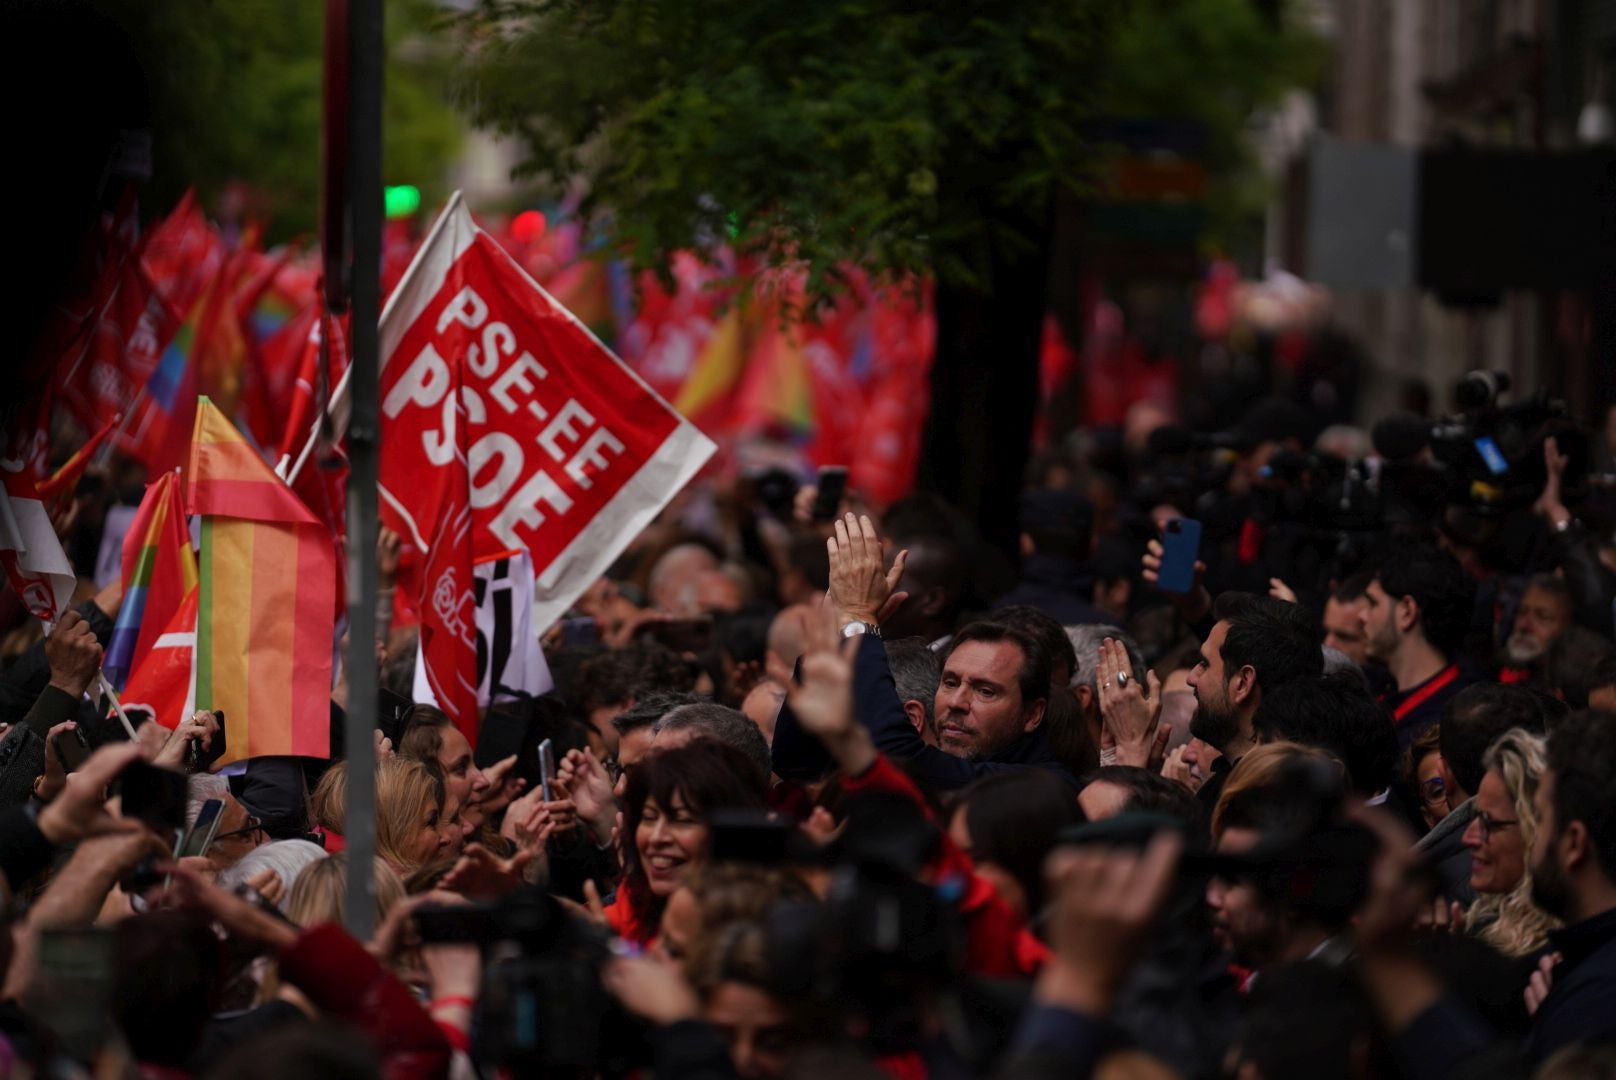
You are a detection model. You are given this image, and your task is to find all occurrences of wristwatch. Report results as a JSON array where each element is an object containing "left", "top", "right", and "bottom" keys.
[{"left": 841, "top": 621, "right": 881, "bottom": 640}]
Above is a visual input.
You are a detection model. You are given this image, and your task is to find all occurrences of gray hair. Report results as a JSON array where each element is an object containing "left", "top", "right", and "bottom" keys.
[
  {"left": 886, "top": 637, "right": 942, "bottom": 728},
  {"left": 657, "top": 701, "right": 773, "bottom": 781},
  {"left": 186, "top": 773, "right": 232, "bottom": 828},
  {"left": 1066, "top": 624, "right": 1145, "bottom": 692},
  {"left": 216, "top": 840, "right": 330, "bottom": 911}
]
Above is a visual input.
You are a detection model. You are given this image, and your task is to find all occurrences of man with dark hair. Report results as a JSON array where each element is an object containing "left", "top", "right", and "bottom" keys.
[
  {"left": 880, "top": 535, "right": 967, "bottom": 652},
  {"left": 1323, "top": 571, "right": 1374, "bottom": 665},
  {"left": 934, "top": 620, "right": 1052, "bottom": 765},
  {"left": 1414, "top": 683, "right": 1550, "bottom": 903},
  {"left": 995, "top": 489, "right": 1105, "bottom": 626},
  {"left": 994, "top": 605, "right": 1078, "bottom": 688},
  {"left": 1206, "top": 768, "right": 1359, "bottom": 977},
  {"left": 655, "top": 701, "right": 773, "bottom": 784},
  {"left": 611, "top": 690, "right": 704, "bottom": 787},
  {"left": 1363, "top": 545, "right": 1478, "bottom": 746},
  {"left": 1523, "top": 710, "right": 1616, "bottom": 1061},
  {"left": 885, "top": 637, "right": 942, "bottom": 744},
  {"left": 1253, "top": 670, "right": 1400, "bottom": 799},
  {"left": 1188, "top": 592, "right": 1324, "bottom": 811}
]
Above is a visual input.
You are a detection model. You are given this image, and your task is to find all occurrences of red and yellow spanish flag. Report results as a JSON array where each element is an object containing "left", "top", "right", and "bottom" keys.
[{"left": 187, "top": 397, "right": 335, "bottom": 764}]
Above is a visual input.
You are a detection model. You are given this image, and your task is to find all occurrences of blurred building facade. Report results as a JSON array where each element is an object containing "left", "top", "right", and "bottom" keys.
[{"left": 1272, "top": 0, "right": 1616, "bottom": 422}]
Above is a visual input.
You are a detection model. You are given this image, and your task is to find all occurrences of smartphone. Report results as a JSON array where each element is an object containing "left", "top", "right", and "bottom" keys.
[
  {"left": 179, "top": 798, "right": 225, "bottom": 858},
  {"left": 189, "top": 710, "right": 228, "bottom": 772},
  {"left": 52, "top": 725, "right": 92, "bottom": 774},
  {"left": 811, "top": 465, "right": 849, "bottom": 523},
  {"left": 1156, "top": 517, "right": 1203, "bottom": 594},
  {"left": 377, "top": 688, "right": 411, "bottom": 748},
  {"left": 537, "top": 738, "right": 556, "bottom": 802},
  {"left": 638, "top": 616, "right": 714, "bottom": 654},
  {"left": 117, "top": 761, "right": 189, "bottom": 835}
]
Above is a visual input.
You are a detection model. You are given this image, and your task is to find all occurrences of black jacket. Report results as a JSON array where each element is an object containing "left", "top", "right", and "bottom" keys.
[
  {"left": 1521, "top": 905, "right": 1616, "bottom": 1065},
  {"left": 995, "top": 553, "right": 1106, "bottom": 628}
]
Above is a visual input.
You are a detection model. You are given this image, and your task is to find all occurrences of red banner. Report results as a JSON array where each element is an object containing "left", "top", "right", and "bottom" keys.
[{"left": 378, "top": 194, "right": 714, "bottom": 736}]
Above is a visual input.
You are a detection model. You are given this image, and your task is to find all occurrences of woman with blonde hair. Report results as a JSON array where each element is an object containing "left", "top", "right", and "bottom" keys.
[
  {"left": 1461, "top": 728, "right": 1560, "bottom": 956},
  {"left": 1210, "top": 741, "right": 1341, "bottom": 842},
  {"left": 308, "top": 758, "right": 450, "bottom": 874}
]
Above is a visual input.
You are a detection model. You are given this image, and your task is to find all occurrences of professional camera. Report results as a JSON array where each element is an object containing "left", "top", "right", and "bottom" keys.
[
  {"left": 1372, "top": 369, "right": 1576, "bottom": 516},
  {"left": 414, "top": 889, "right": 648, "bottom": 1077}
]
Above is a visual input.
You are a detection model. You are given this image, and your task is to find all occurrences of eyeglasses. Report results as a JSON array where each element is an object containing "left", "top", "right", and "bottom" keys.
[
  {"left": 214, "top": 814, "right": 264, "bottom": 843},
  {"left": 1473, "top": 811, "right": 1519, "bottom": 842}
]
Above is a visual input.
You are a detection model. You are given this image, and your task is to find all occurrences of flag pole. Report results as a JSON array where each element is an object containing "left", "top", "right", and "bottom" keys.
[
  {"left": 97, "top": 673, "right": 141, "bottom": 741},
  {"left": 336, "top": 0, "right": 383, "bottom": 941}
]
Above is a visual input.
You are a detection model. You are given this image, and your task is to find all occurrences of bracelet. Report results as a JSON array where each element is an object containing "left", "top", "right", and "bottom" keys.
[{"left": 430, "top": 995, "right": 476, "bottom": 1011}]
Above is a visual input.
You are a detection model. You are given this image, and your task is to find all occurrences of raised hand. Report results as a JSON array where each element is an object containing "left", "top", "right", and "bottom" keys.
[
  {"left": 1141, "top": 535, "right": 1211, "bottom": 625},
  {"left": 827, "top": 513, "right": 907, "bottom": 627},
  {"left": 36, "top": 721, "right": 78, "bottom": 803},
  {"left": 1095, "top": 639, "right": 1164, "bottom": 769},
  {"left": 787, "top": 601, "right": 875, "bottom": 774},
  {"left": 152, "top": 710, "right": 220, "bottom": 772},
  {"left": 1268, "top": 578, "right": 1298, "bottom": 604},
  {"left": 442, "top": 842, "right": 540, "bottom": 901},
  {"left": 45, "top": 610, "right": 103, "bottom": 698},
  {"left": 1525, "top": 952, "right": 1560, "bottom": 1016},
  {"left": 37, "top": 741, "right": 148, "bottom": 846},
  {"left": 376, "top": 527, "right": 402, "bottom": 587},
  {"left": 557, "top": 748, "right": 616, "bottom": 844},
  {"left": 1037, "top": 831, "right": 1183, "bottom": 1016},
  {"left": 1533, "top": 437, "right": 1572, "bottom": 526},
  {"left": 602, "top": 953, "right": 700, "bottom": 1026}
]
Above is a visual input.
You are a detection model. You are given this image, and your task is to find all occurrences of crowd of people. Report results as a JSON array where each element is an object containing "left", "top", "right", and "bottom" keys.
[{"left": 2, "top": 391, "right": 1616, "bottom": 1079}]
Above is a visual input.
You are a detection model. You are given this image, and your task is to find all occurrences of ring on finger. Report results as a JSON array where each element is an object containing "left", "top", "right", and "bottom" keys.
[{"left": 1116, "top": 671, "right": 1130, "bottom": 688}]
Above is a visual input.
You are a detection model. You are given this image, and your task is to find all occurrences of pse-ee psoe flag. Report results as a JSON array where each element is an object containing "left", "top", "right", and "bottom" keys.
[
  {"left": 378, "top": 192, "right": 715, "bottom": 742},
  {"left": 187, "top": 398, "right": 336, "bottom": 765},
  {"left": 103, "top": 469, "right": 198, "bottom": 690},
  {"left": 0, "top": 466, "right": 76, "bottom": 624}
]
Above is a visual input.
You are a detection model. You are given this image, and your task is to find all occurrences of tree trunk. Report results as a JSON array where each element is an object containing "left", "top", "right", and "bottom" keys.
[{"left": 919, "top": 217, "right": 1052, "bottom": 562}]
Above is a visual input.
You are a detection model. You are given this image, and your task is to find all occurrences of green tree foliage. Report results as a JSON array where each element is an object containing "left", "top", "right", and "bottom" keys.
[
  {"left": 454, "top": 0, "right": 1112, "bottom": 306},
  {"left": 89, "top": 0, "right": 462, "bottom": 241},
  {"left": 1092, "top": 0, "right": 1328, "bottom": 255},
  {"left": 455, "top": 0, "right": 1322, "bottom": 294}
]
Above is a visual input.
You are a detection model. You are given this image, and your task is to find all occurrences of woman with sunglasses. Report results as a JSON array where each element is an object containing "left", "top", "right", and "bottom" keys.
[{"left": 1461, "top": 728, "right": 1561, "bottom": 956}]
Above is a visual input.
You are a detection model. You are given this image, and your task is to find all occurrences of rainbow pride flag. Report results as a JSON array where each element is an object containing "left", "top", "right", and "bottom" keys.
[
  {"left": 188, "top": 398, "right": 335, "bottom": 764},
  {"left": 103, "top": 469, "right": 197, "bottom": 690}
]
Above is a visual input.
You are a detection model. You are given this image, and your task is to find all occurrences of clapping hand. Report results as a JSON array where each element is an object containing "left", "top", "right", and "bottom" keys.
[{"left": 1095, "top": 639, "right": 1167, "bottom": 770}]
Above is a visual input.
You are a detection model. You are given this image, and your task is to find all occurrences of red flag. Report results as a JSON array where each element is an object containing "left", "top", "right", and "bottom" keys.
[
  {"left": 377, "top": 193, "right": 715, "bottom": 739},
  {"left": 36, "top": 413, "right": 121, "bottom": 503},
  {"left": 144, "top": 190, "right": 224, "bottom": 318},
  {"left": 120, "top": 586, "right": 197, "bottom": 731}
]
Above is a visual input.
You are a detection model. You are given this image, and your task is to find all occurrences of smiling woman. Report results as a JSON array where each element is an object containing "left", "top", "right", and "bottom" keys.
[{"left": 608, "top": 741, "right": 769, "bottom": 948}]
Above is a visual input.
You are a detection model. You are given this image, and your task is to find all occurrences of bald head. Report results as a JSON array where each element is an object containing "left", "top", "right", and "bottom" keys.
[{"left": 649, "top": 543, "right": 720, "bottom": 615}]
